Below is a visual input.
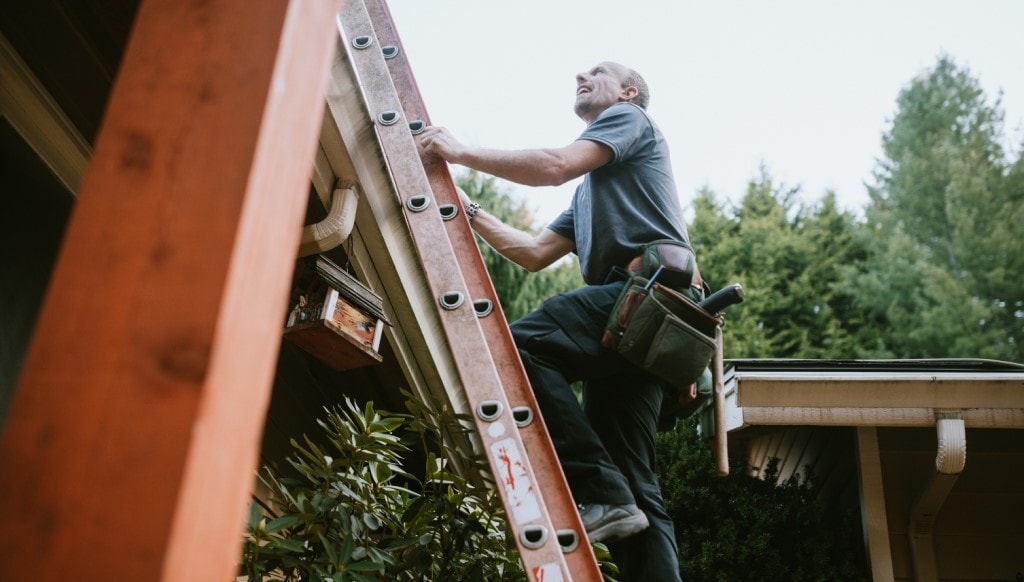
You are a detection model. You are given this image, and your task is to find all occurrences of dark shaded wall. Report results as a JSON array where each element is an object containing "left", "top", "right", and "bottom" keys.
[{"left": 0, "top": 119, "right": 73, "bottom": 425}]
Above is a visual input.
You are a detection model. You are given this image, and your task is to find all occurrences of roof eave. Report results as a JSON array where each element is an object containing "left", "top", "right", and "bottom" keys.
[{"left": 701, "top": 358, "right": 1024, "bottom": 434}]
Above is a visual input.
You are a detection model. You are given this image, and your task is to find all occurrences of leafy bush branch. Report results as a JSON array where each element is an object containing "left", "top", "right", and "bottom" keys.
[{"left": 240, "top": 394, "right": 523, "bottom": 581}]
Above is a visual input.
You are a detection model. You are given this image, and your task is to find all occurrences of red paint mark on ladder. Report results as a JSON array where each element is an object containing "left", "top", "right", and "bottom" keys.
[
  {"left": 497, "top": 445, "right": 517, "bottom": 489},
  {"left": 490, "top": 438, "right": 542, "bottom": 523},
  {"left": 498, "top": 444, "right": 535, "bottom": 506},
  {"left": 531, "top": 563, "right": 563, "bottom": 581}
]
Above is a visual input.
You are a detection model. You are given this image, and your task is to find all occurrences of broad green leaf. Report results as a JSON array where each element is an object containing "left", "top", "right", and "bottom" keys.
[
  {"left": 269, "top": 537, "right": 305, "bottom": 553},
  {"left": 247, "top": 501, "right": 263, "bottom": 530},
  {"left": 264, "top": 514, "right": 299, "bottom": 534}
]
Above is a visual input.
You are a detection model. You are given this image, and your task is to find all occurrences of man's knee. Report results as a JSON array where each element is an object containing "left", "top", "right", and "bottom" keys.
[
  {"left": 509, "top": 297, "right": 563, "bottom": 349},
  {"left": 509, "top": 317, "right": 537, "bottom": 349}
]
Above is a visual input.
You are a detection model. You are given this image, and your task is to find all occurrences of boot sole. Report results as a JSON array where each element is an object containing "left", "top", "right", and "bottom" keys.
[{"left": 586, "top": 511, "right": 650, "bottom": 544}]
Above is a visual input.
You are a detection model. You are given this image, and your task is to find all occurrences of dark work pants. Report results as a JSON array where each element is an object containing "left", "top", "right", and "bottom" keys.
[{"left": 509, "top": 281, "right": 682, "bottom": 582}]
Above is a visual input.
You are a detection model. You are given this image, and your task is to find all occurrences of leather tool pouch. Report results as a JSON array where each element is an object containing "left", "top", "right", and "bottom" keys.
[
  {"left": 602, "top": 274, "right": 719, "bottom": 391},
  {"left": 629, "top": 239, "right": 697, "bottom": 290}
]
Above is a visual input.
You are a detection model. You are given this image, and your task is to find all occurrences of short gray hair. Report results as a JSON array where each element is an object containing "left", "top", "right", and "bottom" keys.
[{"left": 623, "top": 69, "right": 650, "bottom": 110}]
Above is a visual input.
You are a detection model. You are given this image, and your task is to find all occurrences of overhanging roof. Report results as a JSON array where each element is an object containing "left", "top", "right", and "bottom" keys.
[{"left": 703, "top": 359, "right": 1024, "bottom": 433}]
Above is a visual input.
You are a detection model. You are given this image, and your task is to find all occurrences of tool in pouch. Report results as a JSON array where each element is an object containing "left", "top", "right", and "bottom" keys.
[{"left": 602, "top": 240, "right": 743, "bottom": 396}]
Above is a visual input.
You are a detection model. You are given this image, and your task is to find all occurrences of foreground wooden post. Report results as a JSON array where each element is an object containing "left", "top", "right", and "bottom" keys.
[{"left": 0, "top": 0, "right": 339, "bottom": 579}]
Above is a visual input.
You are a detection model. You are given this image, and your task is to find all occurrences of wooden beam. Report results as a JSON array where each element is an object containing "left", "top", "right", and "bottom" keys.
[
  {"left": 856, "top": 427, "right": 895, "bottom": 582},
  {"left": 0, "top": 0, "right": 339, "bottom": 580}
]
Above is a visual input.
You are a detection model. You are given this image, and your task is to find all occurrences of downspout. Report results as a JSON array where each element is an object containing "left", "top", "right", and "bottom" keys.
[
  {"left": 299, "top": 180, "right": 359, "bottom": 257},
  {"left": 908, "top": 411, "right": 965, "bottom": 582}
]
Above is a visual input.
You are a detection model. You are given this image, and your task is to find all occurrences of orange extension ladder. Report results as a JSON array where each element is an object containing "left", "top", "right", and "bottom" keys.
[{"left": 337, "top": 0, "right": 604, "bottom": 579}]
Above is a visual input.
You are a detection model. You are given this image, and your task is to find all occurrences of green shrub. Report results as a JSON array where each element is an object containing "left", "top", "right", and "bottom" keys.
[
  {"left": 657, "top": 419, "right": 868, "bottom": 581},
  {"left": 240, "top": 395, "right": 523, "bottom": 581}
]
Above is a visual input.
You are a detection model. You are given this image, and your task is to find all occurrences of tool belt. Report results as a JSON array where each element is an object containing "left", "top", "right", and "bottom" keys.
[
  {"left": 624, "top": 239, "right": 704, "bottom": 291},
  {"left": 602, "top": 240, "right": 719, "bottom": 392}
]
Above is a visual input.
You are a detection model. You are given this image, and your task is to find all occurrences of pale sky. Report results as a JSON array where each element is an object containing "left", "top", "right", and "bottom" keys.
[{"left": 386, "top": 0, "right": 1024, "bottom": 222}]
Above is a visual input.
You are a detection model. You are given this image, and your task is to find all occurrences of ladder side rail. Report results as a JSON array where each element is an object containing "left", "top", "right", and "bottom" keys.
[
  {"left": 362, "top": 0, "right": 601, "bottom": 578},
  {"left": 338, "top": 4, "right": 572, "bottom": 580}
]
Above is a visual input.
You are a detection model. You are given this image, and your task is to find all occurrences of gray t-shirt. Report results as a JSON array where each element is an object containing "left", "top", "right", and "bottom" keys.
[{"left": 548, "top": 102, "right": 689, "bottom": 284}]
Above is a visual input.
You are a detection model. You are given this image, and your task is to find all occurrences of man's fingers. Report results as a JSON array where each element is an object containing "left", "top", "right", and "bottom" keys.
[{"left": 419, "top": 127, "right": 442, "bottom": 149}]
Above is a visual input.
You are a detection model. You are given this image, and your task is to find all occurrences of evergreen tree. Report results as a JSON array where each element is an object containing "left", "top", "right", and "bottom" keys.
[
  {"left": 800, "top": 193, "right": 877, "bottom": 357},
  {"left": 846, "top": 56, "right": 1023, "bottom": 361},
  {"left": 690, "top": 170, "right": 871, "bottom": 359}
]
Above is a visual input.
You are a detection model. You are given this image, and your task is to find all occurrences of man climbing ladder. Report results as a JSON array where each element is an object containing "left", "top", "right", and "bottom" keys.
[
  {"left": 346, "top": 1, "right": 603, "bottom": 578},
  {"left": 420, "top": 61, "right": 691, "bottom": 581}
]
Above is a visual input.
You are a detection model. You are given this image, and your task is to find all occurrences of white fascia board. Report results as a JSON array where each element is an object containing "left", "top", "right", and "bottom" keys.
[
  {"left": 734, "top": 371, "right": 1024, "bottom": 409},
  {"left": 741, "top": 406, "right": 1024, "bottom": 428},
  {"left": 711, "top": 367, "right": 1024, "bottom": 432}
]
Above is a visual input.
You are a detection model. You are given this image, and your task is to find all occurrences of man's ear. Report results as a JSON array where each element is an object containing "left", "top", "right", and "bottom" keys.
[{"left": 620, "top": 85, "right": 639, "bottom": 102}]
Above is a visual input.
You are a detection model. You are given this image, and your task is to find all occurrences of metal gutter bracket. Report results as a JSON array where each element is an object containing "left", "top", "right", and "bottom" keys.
[
  {"left": 935, "top": 412, "right": 966, "bottom": 475},
  {"left": 298, "top": 180, "right": 359, "bottom": 257},
  {"left": 909, "top": 411, "right": 966, "bottom": 582}
]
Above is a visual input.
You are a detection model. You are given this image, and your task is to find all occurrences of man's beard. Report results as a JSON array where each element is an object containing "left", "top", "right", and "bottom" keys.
[{"left": 574, "top": 98, "right": 592, "bottom": 120}]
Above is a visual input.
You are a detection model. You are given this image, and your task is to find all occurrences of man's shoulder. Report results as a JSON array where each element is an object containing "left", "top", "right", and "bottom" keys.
[
  {"left": 579, "top": 103, "right": 658, "bottom": 161},
  {"left": 594, "top": 103, "right": 658, "bottom": 136},
  {"left": 586, "top": 103, "right": 651, "bottom": 136},
  {"left": 599, "top": 102, "right": 646, "bottom": 120}
]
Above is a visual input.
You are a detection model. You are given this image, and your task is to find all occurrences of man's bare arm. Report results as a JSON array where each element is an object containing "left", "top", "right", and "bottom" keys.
[
  {"left": 461, "top": 192, "right": 574, "bottom": 271},
  {"left": 421, "top": 126, "right": 592, "bottom": 270},
  {"left": 420, "top": 127, "right": 612, "bottom": 187}
]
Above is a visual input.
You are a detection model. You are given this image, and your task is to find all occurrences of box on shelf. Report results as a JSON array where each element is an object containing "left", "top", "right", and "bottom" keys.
[{"left": 283, "top": 256, "right": 389, "bottom": 371}]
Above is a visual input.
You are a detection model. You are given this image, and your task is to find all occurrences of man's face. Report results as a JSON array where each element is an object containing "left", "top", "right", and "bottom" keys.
[{"left": 574, "top": 62, "right": 631, "bottom": 123}]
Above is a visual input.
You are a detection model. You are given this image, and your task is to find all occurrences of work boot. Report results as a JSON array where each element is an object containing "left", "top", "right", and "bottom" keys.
[{"left": 577, "top": 503, "right": 649, "bottom": 544}]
